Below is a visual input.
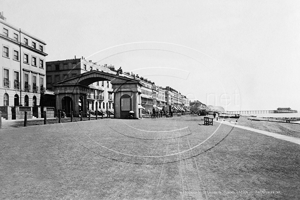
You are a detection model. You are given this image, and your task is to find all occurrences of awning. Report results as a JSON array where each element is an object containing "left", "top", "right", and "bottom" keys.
[
  {"left": 44, "top": 90, "right": 55, "bottom": 95},
  {"left": 138, "top": 105, "right": 145, "bottom": 109}
]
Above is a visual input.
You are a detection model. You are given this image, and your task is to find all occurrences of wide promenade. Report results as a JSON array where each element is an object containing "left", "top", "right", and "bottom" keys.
[{"left": 0, "top": 115, "right": 299, "bottom": 199}]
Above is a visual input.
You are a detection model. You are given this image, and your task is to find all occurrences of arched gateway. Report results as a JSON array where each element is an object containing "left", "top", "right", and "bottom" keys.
[{"left": 53, "top": 70, "right": 142, "bottom": 119}]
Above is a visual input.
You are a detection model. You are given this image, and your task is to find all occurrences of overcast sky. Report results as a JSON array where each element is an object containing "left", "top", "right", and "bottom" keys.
[{"left": 2, "top": 0, "right": 300, "bottom": 111}]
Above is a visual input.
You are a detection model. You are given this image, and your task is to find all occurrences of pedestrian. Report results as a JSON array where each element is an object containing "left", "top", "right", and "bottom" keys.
[
  {"left": 213, "top": 112, "right": 216, "bottom": 119},
  {"left": 216, "top": 112, "right": 219, "bottom": 121},
  {"left": 152, "top": 107, "right": 156, "bottom": 118}
]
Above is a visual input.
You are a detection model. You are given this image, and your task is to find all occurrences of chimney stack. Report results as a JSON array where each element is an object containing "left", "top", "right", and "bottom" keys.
[{"left": 0, "top": 12, "right": 6, "bottom": 21}]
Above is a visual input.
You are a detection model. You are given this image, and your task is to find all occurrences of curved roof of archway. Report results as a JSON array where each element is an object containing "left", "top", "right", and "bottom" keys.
[{"left": 55, "top": 70, "right": 141, "bottom": 87}]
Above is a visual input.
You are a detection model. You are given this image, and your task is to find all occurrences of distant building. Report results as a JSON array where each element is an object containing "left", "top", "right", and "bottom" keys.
[
  {"left": 139, "top": 77, "right": 155, "bottom": 112},
  {"left": 0, "top": 14, "right": 47, "bottom": 119},
  {"left": 46, "top": 58, "right": 190, "bottom": 115},
  {"left": 165, "top": 86, "right": 186, "bottom": 112},
  {"left": 119, "top": 75, "right": 189, "bottom": 113},
  {"left": 46, "top": 58, "right": 115, "bottom": 115},
  {"left": 156, "top": 86, "right": 167, "bottom": 107}
]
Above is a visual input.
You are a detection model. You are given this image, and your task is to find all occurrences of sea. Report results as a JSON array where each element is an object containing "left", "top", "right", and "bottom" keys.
[
  {"left": 254, "top": 113, "right": 300, "bottom": 118},
  {"left": 252, "top": 112, "right": 300, "bottom": 124}
]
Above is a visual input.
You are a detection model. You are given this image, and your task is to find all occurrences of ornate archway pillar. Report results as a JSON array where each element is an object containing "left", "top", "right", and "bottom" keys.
[{"left": 112, "top": 79, "right": 141, "bottom": 119}]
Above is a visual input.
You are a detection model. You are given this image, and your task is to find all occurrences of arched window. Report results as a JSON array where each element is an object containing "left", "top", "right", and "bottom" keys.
[
  {"left": 3, "top": 93, "right": 9, "bottom": 106},
  {"left": 24, "top": 95, "right": 29, "bottom": 106},
  {"left": 14, "top": 94, "right": 19, "bottom": 106}
]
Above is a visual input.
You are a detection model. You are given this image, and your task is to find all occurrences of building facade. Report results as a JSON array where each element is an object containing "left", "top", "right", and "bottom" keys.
[
  {"left": 46, "top": 56, "right": 190, "bottom": 116},
  {"left": 46, "top": 58, "right": 115, "bottom": 115},
  {"left": 0, "top": 15, "right": 47, "bottom": 119},
  {"left": 139, "top": 77, "right": 155, "bottom": 112}
]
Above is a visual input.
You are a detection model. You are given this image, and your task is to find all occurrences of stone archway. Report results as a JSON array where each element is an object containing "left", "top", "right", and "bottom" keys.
[
  {"left": 61, "top": 96, "right": 73, "bottom": 117},
  {"left": 54, "top": 70, "right": 142, "bottom": 118}
]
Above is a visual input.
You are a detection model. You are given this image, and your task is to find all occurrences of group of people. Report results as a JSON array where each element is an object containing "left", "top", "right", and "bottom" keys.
[
  {"left": 151, "top": 108, "right": 164, "bottom": 118},
  {"left": 151, "top": 108, "right": 174, "bottom": 118},
  {"left": 150, "top": 108, "right": 175, "bottom": 118}
]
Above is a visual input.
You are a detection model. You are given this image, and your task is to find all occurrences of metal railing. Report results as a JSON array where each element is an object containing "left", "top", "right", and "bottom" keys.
[
  {"left": 40, "top": 86, "right": 45, "bottom": 93},
  {"left": 96, "top": 95, "right": 104, "bottom": 100},
  {"left": 32, "top": 85, "right": 38, "bottom": 93},
  {"left": 3, "top": 78, "right": 10, "bottom": 88},
  {"left": 24, "top": 83, "right": 30, "bottom": 92},
  {"left": 14, "top": 80, "right": 19, "bottom": 89}
]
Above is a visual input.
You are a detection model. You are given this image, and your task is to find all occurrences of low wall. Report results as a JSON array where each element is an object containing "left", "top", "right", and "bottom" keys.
[
  {"left": 44, "top": 107, "right": 55, "bottom": 118},
  {"left": 0, "top": 106, "right": 9, "bottom": 120}
]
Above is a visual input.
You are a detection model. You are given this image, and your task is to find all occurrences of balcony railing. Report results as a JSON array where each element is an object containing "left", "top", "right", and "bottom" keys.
[
  {"left": 3, "top": 78, "right": 10, "bottom": 88},
  {"left": 32, "top": 85, "right": 38, "bottom": 93},
  {"left": 87, "top": 94, "right": 95, "bottom": 99},
  {"left": 40, "top": 85, "right": 45, "bottom": 93},
  {"left": 24, "top": 83, "right": 30, "bottom": 92},
  {"left": 14, "top": 80, "right": 19, "bottom": 89},
  {"left": 96, "top": 95, "right": 104, "bottom": 101}
]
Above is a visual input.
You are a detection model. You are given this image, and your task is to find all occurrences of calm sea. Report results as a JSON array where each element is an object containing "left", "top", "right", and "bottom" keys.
[
  {"left": 252, "top": 112, "right": 300, "bottom": 124},
  {"left": 254, "top": 112, "right": 300, "bottom": 118}
]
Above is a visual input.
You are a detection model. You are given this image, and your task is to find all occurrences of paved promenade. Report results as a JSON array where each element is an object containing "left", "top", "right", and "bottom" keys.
[
  {"left": 217, "top": 120, "right": 300, "bottom": 145},
  {"left": 0, "top": 116, "right": 299, "bottom": 199}
]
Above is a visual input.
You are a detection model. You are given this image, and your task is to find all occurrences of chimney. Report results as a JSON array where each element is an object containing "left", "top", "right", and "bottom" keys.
[{"left": 0, "top": 12, "right": 6, "bottom": 21}]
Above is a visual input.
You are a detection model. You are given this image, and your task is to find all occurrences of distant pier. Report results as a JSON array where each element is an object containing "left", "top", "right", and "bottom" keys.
[{"left": 226, "top": 110, "right": 274, "bottom": 115}]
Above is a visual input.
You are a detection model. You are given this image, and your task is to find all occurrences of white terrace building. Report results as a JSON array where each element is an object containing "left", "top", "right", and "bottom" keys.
[{"left": 0, "top": 14, "right": 47, "bottom": 119}]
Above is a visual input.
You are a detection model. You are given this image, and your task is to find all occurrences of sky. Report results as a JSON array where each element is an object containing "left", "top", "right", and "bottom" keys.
[{"left": 2, "top": 0, "right": 300, "bottom": 111}]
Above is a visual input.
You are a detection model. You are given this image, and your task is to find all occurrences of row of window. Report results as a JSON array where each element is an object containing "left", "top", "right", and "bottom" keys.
[
  {"left": 89, "top": 101, "right": 113, "bottom": 110},
  {"left": 96, "top": 80, "right": 110, "bottom": 88},
  {"left": 87, "top": 90, "right": 113, "bottom": 101},
  {"left": 3, "top": 93, "right": 36, "bottom": 107},
  {"left": 3, "top": 46, "right": 19, "bottom": 61},
  {"left": 141, "top": 88, "right": 153, "bottom": 96},
  {"left": 2, "top": 28, "right": 43, "bottom": 52},
  {"left": 2, "top": 46, "right": 44, "bottom": 68},
  {"left": 3, "top": 68, "right": 44, "bottom": 93},
  {"left": 46, "top": 63, "right": 78, "bottom": 71},
  {"left": 46, "top": 74, "right": 77, "bottom": 84}
]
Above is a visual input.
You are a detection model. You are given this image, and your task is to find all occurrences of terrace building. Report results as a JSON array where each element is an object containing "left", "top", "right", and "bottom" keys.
[
  {"left": 46, "top": 58, "right": 115, "bottom": 115},
  {"left": 139, "top": 77, "right": 155, "bottom": 112},
  {"left": 165, "top": 86, "right": 186, "bottom": 112},
  {"left": 0, "top": 13, "right": 47, "bottom": 119},
  {"left": 156, "top": 86, "right": 167, "bottom": 107},
  {"left": 46, "top": 55, "right": 190, "bottom": 117}
]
